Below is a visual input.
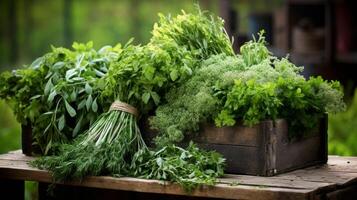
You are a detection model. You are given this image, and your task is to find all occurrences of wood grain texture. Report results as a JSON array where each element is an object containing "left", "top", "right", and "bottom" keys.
[
  {"left": 1, "top": 151, "right": 357, "bottom": 199},
  {"left": 196, "top": 122, "right": 261, "bottom": 146}
]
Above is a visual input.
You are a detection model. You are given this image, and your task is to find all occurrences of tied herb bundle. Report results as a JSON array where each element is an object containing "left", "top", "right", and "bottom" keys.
[
  {"left": 32, "top": 101, "right": 147, "bottom": 181},
  {"left": 32, "top": 7, "right": 230, "bottom": 190}
]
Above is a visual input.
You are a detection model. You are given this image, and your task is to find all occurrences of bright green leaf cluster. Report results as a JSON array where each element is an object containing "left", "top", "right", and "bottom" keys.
[
  {"left": 0, "top": 41, "right": 123, "bottom": 154},
  {"left": 130, "top": 142, "right": 225, "bottom": 192},
  {"left": 151, "top": 32, "right": 346, "bottom": 146},
  {"left": 151, "top": 6, "right": 234, "bottom": 60}
]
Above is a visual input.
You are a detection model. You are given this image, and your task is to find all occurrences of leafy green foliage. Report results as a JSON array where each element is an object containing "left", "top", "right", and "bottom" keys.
[
  {"left": 0, "top": 100, "right": 21, "bottom": 154},
  {"left": 101, "top": 40, "right": 196, "bottom": 115},
  {"left": 151, "top": 32, "right": 346, "bottom": 146},
  {"left": 151, "top": 6, "right": 234, "bottom": 60},
  {"left": 216, "top": 80, "right": 281, "bottom": 127},
  {"left": 33, "top": 141, "right": 225, "bottom": 192},
  {"left": 150, "top": 54, "right": 246, "bottom": 147},
  {"left": 130, "top": 142, "right": 225, "bottom": 192},
  {"left": 0, "top": 41, "right": 122, "bottom": 154},
  {"left": 329, "top": 89, "right": 357, "bottom": 156},
  {"left": 32, "top": 111, "right": 147, "bottom": 182},
  {"left": 32, "top": 7, "right": 230, "bottom": 191}
]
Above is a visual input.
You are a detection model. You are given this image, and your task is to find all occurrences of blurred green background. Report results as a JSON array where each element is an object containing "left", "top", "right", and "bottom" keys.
[{"left": 0, "top": 0, "right": 356, "bottom": 157}]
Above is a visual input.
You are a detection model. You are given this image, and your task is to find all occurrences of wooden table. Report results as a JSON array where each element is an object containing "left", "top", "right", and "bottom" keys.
[{"left": 0, "top": 150, "right": 357, "bottom": 200}]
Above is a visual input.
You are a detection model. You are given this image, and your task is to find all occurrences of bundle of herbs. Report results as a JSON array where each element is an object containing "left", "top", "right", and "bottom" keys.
[
  {"left": 0, "top": 41, "right": 122, "bottom": 154},
  {"left": 150, "top": 6, "right": 234, "bottom": 60},
  {"left": 151, "top": 32, "right": 346, "bottom": 147},
  {"left": 32, "top": 42, "right": 225, "bottom": 189},
  {"left": 32, "top": 8, "right": 230, "bottom": 190}
]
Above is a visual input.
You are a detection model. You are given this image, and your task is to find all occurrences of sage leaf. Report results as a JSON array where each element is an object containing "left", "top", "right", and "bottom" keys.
[
  {"left": 58, "top": 115, "right": 65, "bottom": 131},
  {"left": 48, "top": 90, "right": 57, "bottom": 103},
  {"left": 44, "top": 79, "right": 53, "bottom": 95},
  {"left": 86, "top": 95, "right": 93, "bottom": 111},
  {"left": 65, "top": 100, "right": 76, "bottom": 117},
  {"left": 92, "top": 98, "right": 98, "bottom": 112},
  {"left": 85, "top": 83, "right": 92, "bottom": 94}
]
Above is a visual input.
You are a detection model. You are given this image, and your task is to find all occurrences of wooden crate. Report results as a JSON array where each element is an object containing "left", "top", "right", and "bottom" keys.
[
  {"left": 22, "top": 116, "right": 328, "bottom": 176},
  {"left": 192, "top": 117, "right": 328, "bottom": 176}
]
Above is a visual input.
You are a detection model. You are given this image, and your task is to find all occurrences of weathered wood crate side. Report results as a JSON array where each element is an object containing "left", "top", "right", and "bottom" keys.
[
  {"left": 22, "top": 116, "right": 327, "bottom": 176},
  {"left": 193, "top": 116, "right": 328, "bottom": 176}
]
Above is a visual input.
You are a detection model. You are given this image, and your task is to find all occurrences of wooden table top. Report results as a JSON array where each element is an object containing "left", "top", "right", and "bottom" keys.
[{"left": 0, "top": 150, "right": 357, "bottom": 200}]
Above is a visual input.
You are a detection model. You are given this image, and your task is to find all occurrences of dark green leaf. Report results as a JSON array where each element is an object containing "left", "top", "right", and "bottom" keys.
[
  {"left": 44, "top": 140, "right": 52, "bottom": 155},
  {"left": 48, "top": 90, "right": 57, "bottom": 103},
  {"left": 86, "top": 95, "right": 93, "bottom": 111},
  {"left": 85, "top": 83, "right": 92, "bottom": 94},
  {"left": 30, "top": 95, "right": 42, "bottom": 100},
  {"left": 30, "top": 57, "right": 43, "bottom": 69},
  {"left": 150, "top": 91, "right": 160, "bottom": 105},
  {"left": 92, "top": 98, "right": 98, "bottom": 112},
  {"left": 44, "top": 79, "right": 53, "bottom": 95},
  {"left": 58, "top": 115, "right": 65, "bottom": 131},
  {"left": 142, "top": 92, "right": 150, "bottom": 104},
  {"left": 70, "top": 90, "right": 77, "bottom": 102},
  {"left": 72, "top": 115, "right": 83, "bottom": 137},
  {"left": 65, "top": 100, "right": 77, "bottom": 117},
  {"left": 53, "top": 62, "right": 65, "bottom": 69},
  {"left": 78, "top": 99, "right": 86, "bottom": 110},
  {"left": 170, "top": 69, "right": 178, "bottom": 81}
]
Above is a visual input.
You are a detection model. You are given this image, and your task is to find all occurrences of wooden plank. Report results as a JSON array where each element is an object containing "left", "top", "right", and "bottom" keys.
[
  {"left": 274, "top": 156, "right": 357, "bottom": 186},
  {"left": 220, "top": 174, "right": 335, "bottom": 190},
  {"left": 276, "top": 169, "right": 357, "bottom": 186},
  {"left": 196, "top": 122, "right": 261, "bottom": 146},
  {"left": 0, "top": 167, "right": 312, "bottom": 200},
  {"left": 325, "top": 156, "right": 357, "bottom": 173},
  {"left": 0, "top": 153, "right": 313, "bottom": 200},
  {"left": 1, "top": 151, "right": 357, "bottom": 200}
]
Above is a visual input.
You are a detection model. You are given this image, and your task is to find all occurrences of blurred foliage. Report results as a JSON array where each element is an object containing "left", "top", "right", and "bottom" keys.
[
  {"left": 0, "top": 0, "right": 218, "bottom": 70},
  {"left": 0, "top": 100, "right": 21, "bottom": 154},
  {"left": 25, "top": 181, "right": 38, "bottom": 200},
  {"left": 328, "top": 89, "right": 357, "bottom": 156}
]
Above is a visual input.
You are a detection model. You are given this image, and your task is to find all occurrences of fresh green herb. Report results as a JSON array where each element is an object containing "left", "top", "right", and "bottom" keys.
[
  {"left": 150, "top": 54, "right": 245, "bottom": 147},
  {"left": 32, "top": 7, "right": 230, "bottom": 191},
  {"left": 0, "top": 41, "right": 122, "bottom": 154},
  {"left": 151, "top": 31, "right": 345, "bottom": 145},
  {"left": 128, "top": 142, "right": 225, "bottom": 192},
  {"left": 151, "top": 5, "right": 234, "bottom": 60}
]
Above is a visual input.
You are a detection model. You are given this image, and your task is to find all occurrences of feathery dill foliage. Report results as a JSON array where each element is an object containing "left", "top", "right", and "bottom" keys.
[
  {"left": 151, "top": 31, "right": 346, "bottom": 147},
  {"left": 150, "top": 54, "right": 246, "bottom": 147},
  {"left": 32, "top": 7, "right": 229, "bottom": 191}
]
